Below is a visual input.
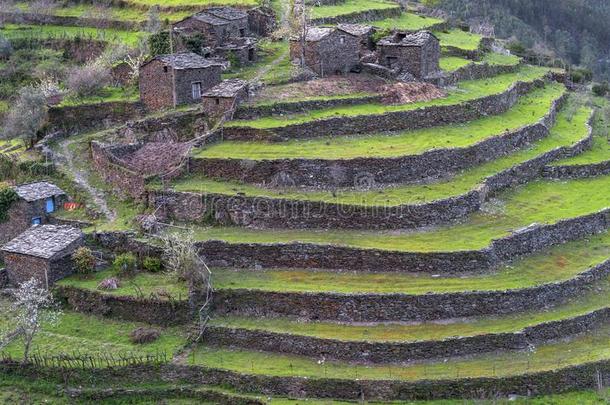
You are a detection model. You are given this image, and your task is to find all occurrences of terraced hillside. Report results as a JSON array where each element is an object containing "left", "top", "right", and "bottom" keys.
[{"left": 2, "top": 0, "right": 610, "bottom": 403}]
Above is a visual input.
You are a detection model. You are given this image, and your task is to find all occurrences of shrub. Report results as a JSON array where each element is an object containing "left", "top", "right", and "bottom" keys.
[
  {"left": 592, "top": 81, "right": 609, "bottom": 97},
  {"left": 2, "top": 85, "right": 48, "bottom": 146},
  {"left": 143, "top": 257, "right": 163, "bottom": 273},
  {"left": 148, "top": 31, "right": 170, "bottom": 57},
  {"left": 0, "top": 34, "right": 12, "bottom": 59},
  {"left": 113, "top": 253, "right": 137, "bottom": 276},
  {"left": 66, "top": 62, "right": 111, "bottom": 97},
  {"left": 72, "top": 247, "right": 96, "bottom": 275},
  {"left": 129, "top": 327, "right": 160, "bottom": 344},
  {"left": 98, "top": 277, "right": 120, "bottom": 290},
  {"left": 570, "top": 67, "right": 593, "bottom": 84},
  {"left": 0, "top": 187, "right": 19, "bottom": 223}
]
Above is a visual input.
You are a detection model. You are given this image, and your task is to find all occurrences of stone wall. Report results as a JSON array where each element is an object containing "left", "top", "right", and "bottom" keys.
[
  {"left": 54, "top": 285, "right": 192, "bottom": 326},
  {"left": 0, "top": 269, "right": 8, "bottom": 289},
  {"left": 47, "top": 102, "right": 146, "bottom": 134},
  {"left": 0, "top": 198, "right": 65, "bottom": 245},
  {"left": 0, "top": 11, "right": 140, "bottom": 30},
  {"left": 441, "top": 59, "right": 522, "bottom": 86},
  {"left": 205, "top": 306, "right": 610, "bottom": 364},
  {"left": 91, "top": 141, "right": 147, "bottom": 199},
  {"left": 4, "top": 359, "right": 610, "bottom": 401},
  {"left": 191, "top": 89, "right": 563, "bottom": 188},
  {"left": 542, "top": 160, "right": 610, "bottom": 180},
  {"left": 222, "top": 77, "right": 547, "bottom": 141},
  {"left": 210, "top": 255, "right": 610, "bottom": 322}
]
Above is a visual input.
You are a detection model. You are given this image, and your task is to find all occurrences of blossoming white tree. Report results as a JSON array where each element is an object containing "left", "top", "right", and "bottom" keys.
[{"left": 0, "top": 278, "right": 61, "bottom": 362}]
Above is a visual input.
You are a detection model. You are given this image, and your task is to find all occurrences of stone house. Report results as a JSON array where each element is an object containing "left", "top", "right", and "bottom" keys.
[
  {"left": 289, "top": 26, "right": 361, "bottom": 76},
  {"left": 139, "top": 52, "right": 223, "bottom": 110},
  {"left": 202, "top": 79, "right": 249, "bottom": 120},
  {"left": 0, "top": 182, "right": 67, "bottom": 245},
  {"left": 377, "top": 30, "right": 441, "bottom": 79},
  {"left": 1, "top": 225, "right": 83, "bottom": 288},
  {"left": 247, "top": 6, "right": 276, "bottom": 37},
  {"left": 173, "top": 7, "right": 249, "bottom": 48},
  {"left": 337, "top": 23, "right": 375, "bottom": 56}
]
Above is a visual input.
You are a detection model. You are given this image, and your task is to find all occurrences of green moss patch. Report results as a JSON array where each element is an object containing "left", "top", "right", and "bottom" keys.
[
  {"left": 369, "top": 12, "right": 444, "bottom": 31},
  {"left": 310, "top": 0, "right": 398, "bottom": 19}
]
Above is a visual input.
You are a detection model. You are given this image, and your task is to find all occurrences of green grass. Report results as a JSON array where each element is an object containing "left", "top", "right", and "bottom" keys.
[
  {"left": 369, "top": 12, "right": 444, "bottom": 31},
  {"left": 434, "top": 29, "right": 483, "bottom": 51},
  {"left": 223, "top": 40, "right": 291, "bottom": 85},
  {"left": 551, "top": 97, "right": 609, "bottom": 166},
  {"left": 187, "top": 324, "right": 610, "bottom": 381},
  {"left": 482, "top": 52, "right": 522, "bottom": 66},
  {"left": 226, "top": 65, "right": 550, "bottom": 129},
  {"left": 177, "top": 106, "right": 605, "bottom": 254},
  {"left": 439, "top": 56, "right": 471, "bottom": 71},
  {"left": 59, "top": 85, "right": 139, "bottom": 107},
  {"left": 0, "top": 24, "right": 145, "bottom": 46},
  {"left": 125, "top": 0, "right": 258, "bottom": 7},
  {"left": 211, "top": 230, "right": 610, "bottom": 295},
  {"left": 0, "top": 300, "right": 187, "bottom": 360},
  {"left": 197, "top": 83, "right": 565, "bottom": 160},
  {"left": 172, "top": 100, "right": 590, "bottom": 209},
  {"left": 311, "top": 0, "right": 399, "bottom": 19},
  {"left": 57, "top": 269, "right": 189, "bottom": 300}
]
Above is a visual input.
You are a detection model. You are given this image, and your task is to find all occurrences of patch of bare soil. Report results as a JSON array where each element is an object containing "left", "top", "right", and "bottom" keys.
[
  {"left": 380, "top": 82, "right": 446, "bottom": 105},
  {"left": 128, "top": 142, "right": 190, "bottom": 176},
  {"left": 253, "top": 73, "right": 390, "bottom": 102}
]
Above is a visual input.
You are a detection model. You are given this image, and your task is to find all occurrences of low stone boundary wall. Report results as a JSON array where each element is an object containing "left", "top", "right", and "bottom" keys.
[
  {"left": 4, "top": 359, "right": 610, "bottom": 401},
  {"left": 233, "top": 95, "right": 382, "bottom": 120},
  {"left": 542, "top": 160, "right": 610, "bottom": 180},
  {"left": 48, "top": 101, "right": 146, "bottom": 134},
  {"left": 442, "top": 59, "right": 522, "bottom": 86},
  {"left": 0, "top": 11, "right": 140, "bottom": 30},
  {"left": 311, "top": 6, "right": 401, "bottom": 25},
  {"left": 211, "top": 256, "right": 610, "bottom": 322},
  {"left": 54, "top": 285, "right": 192, "bottom": 326},
  {"left": 205, "top": 306, "right": 610, "bottom": 363},
  {"left": 190, "top": 87, "right": 562, "bottom": 188},
  {"left": 155, "top": 101, "right": 591, "bottom": 231},
  {"left": 223, "top": 77, "right": 547, "bottom": 141},
  {"left": 91, "top": 141, "right": 147, "bottom": 199}
]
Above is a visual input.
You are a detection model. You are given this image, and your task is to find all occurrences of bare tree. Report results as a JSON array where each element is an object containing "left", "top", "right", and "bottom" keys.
[
  {"left": 0, "top": 278, "right": 61, "bottom": 362},
  {"left": 289, "top": 0, "right": 310, "bottom": 67},
  {"left": 145, "top": 6, "right": 162, "bottom": 34},
  {"left": 2, "top": 85, "right": 48, "bottom": 148}
]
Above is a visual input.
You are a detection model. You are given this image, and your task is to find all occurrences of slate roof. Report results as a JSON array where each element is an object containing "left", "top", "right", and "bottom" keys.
[
  {"left": 13, "top": 182, "right": 65, "bottom": 202},
  {"left": 379, "top": 30, "right": 439, "bottom": 47},
  {"left": 301, "top": 27, "right": 334, "bottom": 42},
  {"left": 203, "top": 79, "right": 248, "bottom": 98},
  {"left": 191, "top": 12, "right": 229, "bottom": 26},
  {"left": 146, "top": 53, "right": 223, "bottom": 70},
  {"left": 205, "top": 7, "right": 248, "bottom": 21},
  {"left": 1, "top": 225, "right": 83, "bottom": 260},
  {"left": 337, "top": 23, "right": 373, "bottom": 37}
]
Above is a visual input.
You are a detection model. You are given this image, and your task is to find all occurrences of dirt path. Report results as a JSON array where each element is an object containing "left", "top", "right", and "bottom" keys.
[
  {"left": 56, "top": 138, "right": 116, "bottom": 222},
  {"left": 252, "top": 47, "right": 290, "bottom": 84}
]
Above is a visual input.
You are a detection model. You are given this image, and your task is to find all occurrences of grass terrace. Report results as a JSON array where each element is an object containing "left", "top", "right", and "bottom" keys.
[
  {"left": 178, "top": 108, "right": 606, "bottom": 254},
  {"left": 173, "top": 99, "right": 590, "bottom": 208},
  {"left": 223, "top": 40, "right": 291, "bottom": 85},
  {"left": 212, "top": 230, "right": 610, "bottom": 295},
  {"left": 197, "top": 83, "right": 565, "bottom": 160},
  {"left": 434, "top": 28, "right": 483, "bottom": 51},
  {"left": 551, "top": 97, "right": 609, "bottom": 166},
  {"left": 57, "top": 269, "right": 189, "bottom": 300},
  {"left": 225, "top": 65, "right": 550, "bottom": 129},
  {"left": 0, "top": 24, "right": 144, "bottom": 46},
  {"left": 125, "top": 0, "right": 259, "bottom": 7},
  {"left": 187, "top": 324, "right": 610, "bottom": 380},
  {"left": 310, "top": 0, "right": 399, "bottom": 20},
  {"left": 439, "top": 56, "right": 471, "bottom": 71},
  {"left": 440, "top": 52, "right": 520, "bottom": 73},
  {"left": 369, "top": 12, "right": 444, "bottom": 31},
  {"left": 0, "top": 300, "right": 187, "bottom": 360},
  {"left": 58, "top": 85, "right": 139, "bottom": 107},
  {"left": 212, "top": 274, "right": 610, "bottom": 343}
]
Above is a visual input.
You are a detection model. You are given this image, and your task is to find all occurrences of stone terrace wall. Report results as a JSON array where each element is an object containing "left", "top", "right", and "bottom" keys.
[
  {"left": 157, "top": 103, "right": 591, "bottom": 231},
  {"left": 54, "top": 285, "right": 192, "bottom": 326},
  {"left": 4, "top": 359, "right": 610, "bottom": 401},
  {"left": 211, "top": 256, "right": 610, "bottom": 322},
  {"left": 311, "top": 6, "right": 401, "bottom": 25},
  {"left": 441, "top": 59, "right": 522, "bottom": 86},
  {"left": 542, "top": 160, "right": 610, "bottom": 180},
  {"left": 205, "top": 306, "right": 610, "bottom": 364},
  {"left": 91, "top": 141, "right": 147, "bottom": 199},
  {"left": 191, "top": 89, "right": 563, "bottom": 188},
  {"left": 48, "top": 102, "right": 146, "bottom": 134},
  {"left": 222, "top": 77, "right": 547, "bottom": 141}
]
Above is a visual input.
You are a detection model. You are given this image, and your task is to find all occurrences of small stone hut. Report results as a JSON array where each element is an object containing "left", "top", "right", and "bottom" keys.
[
  {"left": 0, "top": 182, "right": 66, "bottom": 244},
  {"left": 139, "top": 52, "right": 223, "bottom": 110},
  {"left": 377, "top": 30, "right": 441, "bottom": 79},
  {"left": 290, "top": 27, "right": 361, "bottom": 76},
  {"left": 173, "top": 7, "right": 250, "bottom": 48},
  {"left": 1, "top": 225, "right": 83, "bottom": 288},
  {"left": 202, "top": 79, "right": 249, "bottom": 119},
  {"left": 337, "top": 23, "right": 375, "bottom": 56}
]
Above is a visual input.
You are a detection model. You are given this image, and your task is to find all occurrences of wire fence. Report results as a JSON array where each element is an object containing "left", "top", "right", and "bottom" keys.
[{"left": 0, "top": 350, "right": 168, "bottom": 369}]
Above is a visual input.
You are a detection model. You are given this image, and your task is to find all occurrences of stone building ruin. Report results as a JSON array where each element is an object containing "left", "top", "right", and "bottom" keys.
[{"left": 377, "top": 30, "right": 441, "bottom": 80}]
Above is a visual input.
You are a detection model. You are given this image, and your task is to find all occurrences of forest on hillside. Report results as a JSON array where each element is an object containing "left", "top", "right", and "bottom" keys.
[{"left": 437, "top": 0, "right": 610, "bottom": 80}]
